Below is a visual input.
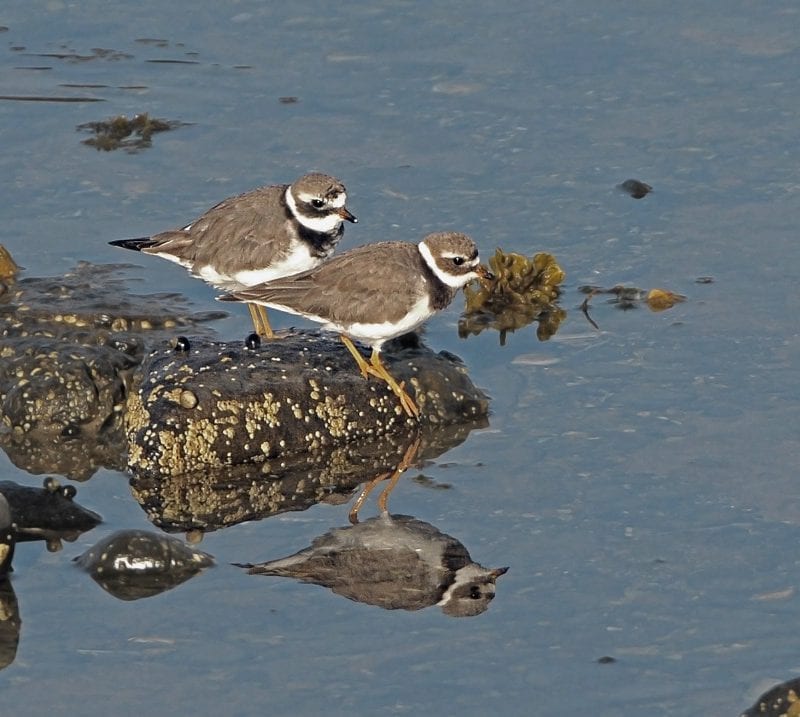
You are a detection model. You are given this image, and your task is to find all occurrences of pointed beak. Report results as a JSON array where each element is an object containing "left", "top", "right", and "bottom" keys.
[
  {"left": 489, "top": 566, "right": 509, "bottom": 581},
  {"left": 338, "top": 207, "right": 358, "bottom": 223},
  {"left": 476, "top": 264, "right": 495, "bottom": 283}
]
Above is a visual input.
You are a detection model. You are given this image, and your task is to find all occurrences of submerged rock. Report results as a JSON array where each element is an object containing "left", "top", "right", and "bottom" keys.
[
  {"left": 125, "top": 331, "right": 489, "bottom": 478},
  {"left": 75, "top": 529, "right": 214, "bottom": 600},
  {"left": 0, "top": 477, "right": 101, "bottom": 547}
]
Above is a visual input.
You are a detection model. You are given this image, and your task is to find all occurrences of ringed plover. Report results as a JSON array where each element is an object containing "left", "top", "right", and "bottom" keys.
[
  {"left": 219, "top": 231, "right": 491, "bottom": 418},
  {"left": 110, "top": 172, "right": 357, "bottom": 338}
]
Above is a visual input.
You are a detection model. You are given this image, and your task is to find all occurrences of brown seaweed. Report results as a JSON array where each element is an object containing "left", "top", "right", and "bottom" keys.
[
  {"left": 77, "top": 112, "right": 186, "bottom": 152},
  {"left": 459, "top": 249, "right": 565, "bottom": 345}
]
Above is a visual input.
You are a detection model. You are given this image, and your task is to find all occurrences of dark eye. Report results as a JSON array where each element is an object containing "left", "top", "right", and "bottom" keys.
[
  {"left": 469, "top": 586, "right": 482, "bottom": 600},
  {"left": 310, "top": 198, "right": 325, "bottom": 209},
  {"left": 452, "top": 256, "right": 465, "bottom": 266}
]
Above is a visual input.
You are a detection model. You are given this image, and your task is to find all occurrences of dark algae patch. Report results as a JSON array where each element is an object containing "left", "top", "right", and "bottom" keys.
[{"left": 77, "top": 113, "right": 186, "bottom": 152}]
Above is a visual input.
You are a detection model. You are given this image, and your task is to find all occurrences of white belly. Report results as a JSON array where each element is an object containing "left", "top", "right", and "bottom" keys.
[
  {"left": 196, "top": 240, "right": 321, "bottom": 290},
  {"left": 260, "top": 294, "right": 434, "bottom": 351}
]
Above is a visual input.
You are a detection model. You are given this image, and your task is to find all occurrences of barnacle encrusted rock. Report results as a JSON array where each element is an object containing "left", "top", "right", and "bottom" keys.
[
  {"left": 0, "top": 254, "right": 224, "bottom": 479},
  {"left": 125, "top": 331, "right": 489, "bottom": 477},
  {"left": 130, "top": 421, "right": 482, "bottom": 532}
]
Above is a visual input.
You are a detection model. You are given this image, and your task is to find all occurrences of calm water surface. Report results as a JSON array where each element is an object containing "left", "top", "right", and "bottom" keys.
[{"left": 1, "top": 1, "right": 799, "bottom": 715}]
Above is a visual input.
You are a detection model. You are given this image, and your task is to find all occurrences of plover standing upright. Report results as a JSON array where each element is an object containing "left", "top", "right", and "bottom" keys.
[
  {"left": 219, "top": 231, "right": 491, "bottom": 418},
  {"left": 109, "top": 172, "right": 357, "bottom": 338}
]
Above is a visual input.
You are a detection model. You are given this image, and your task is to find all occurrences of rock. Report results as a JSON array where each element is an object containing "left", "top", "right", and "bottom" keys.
[
  {"left": 125, "top": 331, "right": 489, "bottom": 478},
  {"left": 740, "top": 677, "right": 800, "bottom": 716},
  {"left": 74, "top": 529, "right": 214, "bottom": 600},
  {"left": 0, "top": 255, "right": 224, "bottom": 479},
  {"left": 0, "top": 477, "right": 101, "bottom": 546},
  {"left": 0, "top": 581, "right": 20, "bottom": 670},
  {"left": 618, "top": 178, "right": 652, "bottom": 198},
  {"left": 0, "top": 494, "right": 14, "bottom": 579}
]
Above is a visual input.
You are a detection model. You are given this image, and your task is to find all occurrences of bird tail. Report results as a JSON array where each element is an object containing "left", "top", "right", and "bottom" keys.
[{"left": 108, "top": 236, "right": 156, "bottom": 252}]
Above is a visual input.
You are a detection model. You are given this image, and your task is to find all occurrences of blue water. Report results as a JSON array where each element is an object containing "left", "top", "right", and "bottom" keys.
[{"left": 1, "top": 1, "right": 799, "bottom": 714}]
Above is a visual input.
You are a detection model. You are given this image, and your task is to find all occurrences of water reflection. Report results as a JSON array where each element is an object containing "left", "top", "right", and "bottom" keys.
[
  {"left": 236, "top": 513, "right": 508, "bottom": 618},
  {"left": 129, "top": 420, "right": 485, "bottom": 533},
  {"left": 0, "top": 479, "right": 101, "bottom": 671},
  {"left": 0, "top": 494, "right": 13, "bottom": 579},
  {"left": 347, "top": 434, "right": 420, "bottom": 523},
  {"left": 74, "top": 529, "right": 214, "bottom": 601},
  {"left": 0, "top": 581, "right": 20, "bottom": 671}
]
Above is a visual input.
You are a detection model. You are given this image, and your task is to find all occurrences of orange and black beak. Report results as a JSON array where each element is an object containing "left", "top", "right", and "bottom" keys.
[
  {"left": 489, "top": 566, "right": 509, "bottom": 581},
  {"left": 338, "top": 207, "right": 358, "bottom": 223},
  {"left": 476, "top": 264, "right": 495, "bottom": 284}
]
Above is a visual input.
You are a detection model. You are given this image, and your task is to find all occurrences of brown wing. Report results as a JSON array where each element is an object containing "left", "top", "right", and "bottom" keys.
[
  {"left": 231, "top": 242, "right": 430, "bottom": 325},
  {"left": 143, "top": 184, "right": 289, "bottom": 271}
]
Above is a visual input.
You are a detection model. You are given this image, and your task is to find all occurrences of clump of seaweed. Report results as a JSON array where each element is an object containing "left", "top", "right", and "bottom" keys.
[
  {"left": 77, "top": 113, "right": 185, "bottom": 152},
  {"left": 578, "top": 284, "right": 686, "bottom": 329},
  {"left": 0, "top": 245, "right": 21, "bottom": 281},
  {"left": 459, "top": 249, "right": 566, "bottom": 345}
]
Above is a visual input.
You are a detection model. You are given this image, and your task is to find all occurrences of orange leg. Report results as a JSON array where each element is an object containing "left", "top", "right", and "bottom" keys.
[
  {"left": 348, "top": 436, "right": 422, "bottom": 523},
  {"left": 367, "top": 349, "right": 419, "bottom": 419},
  {"left": 340, "top": 334, "right": 372, "bottom": 379},
  {"left": 338, "top": 336, "right": 419, "bottom": 418},
  {"left": 247, "top": 303, "right": 275, "bottom": 339},
  {"left": 348, "top": 470, "right": 390, "bottom": 524}
]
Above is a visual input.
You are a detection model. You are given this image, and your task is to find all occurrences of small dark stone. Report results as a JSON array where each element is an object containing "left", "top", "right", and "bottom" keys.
[
  {"left": 174, "top": 336, "right": 191, "bottom": 352},
  {"left": 244, "top": 332, "right": 261, "bottom": 350},
  {"left": 695, "top": 276, "right": 714, "bottom": 284},
  {"left": 618, "top": 179, "right": 652, "bottom": 199},
  {"left": 597, "top": 656, "right": 616, "bottom": 664}
]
